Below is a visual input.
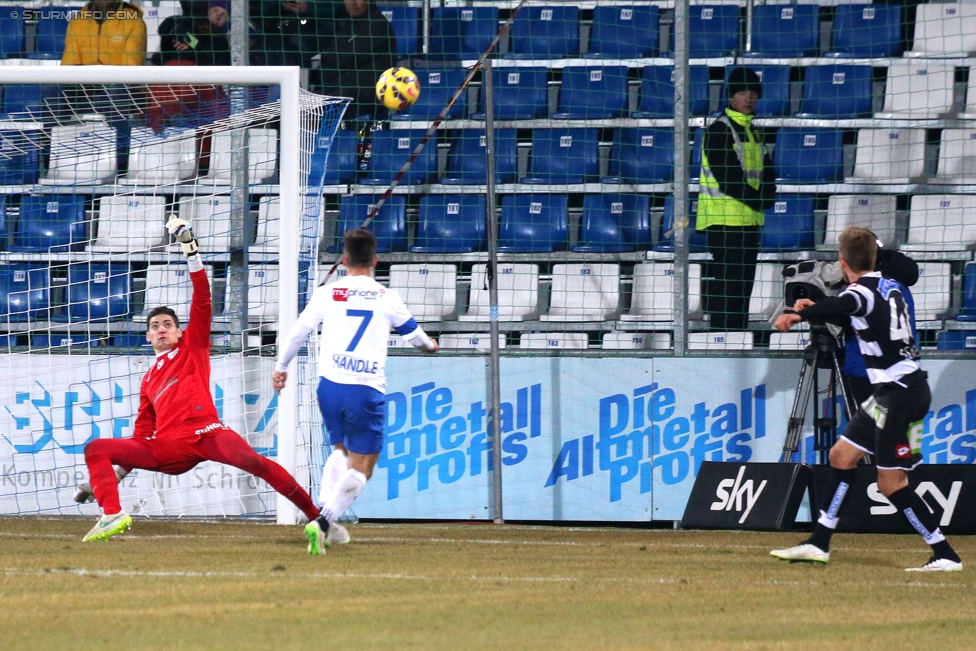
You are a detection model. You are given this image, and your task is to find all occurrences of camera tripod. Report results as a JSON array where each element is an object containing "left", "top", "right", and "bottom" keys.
[{"left": 780, "top": 324, "right": 853, "bottom": 464}]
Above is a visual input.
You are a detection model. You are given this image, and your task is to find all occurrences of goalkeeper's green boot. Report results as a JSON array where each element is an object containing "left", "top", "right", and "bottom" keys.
[
  {"left": 82, "top": 511, "right": 132, "bottom": 542},
  {"left": 304, "top": 518, "right": 332, "bottom": 556}
]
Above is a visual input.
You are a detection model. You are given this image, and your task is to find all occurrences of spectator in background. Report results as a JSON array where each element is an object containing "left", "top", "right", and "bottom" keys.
[
  {"left": 312, "top": 0, "right": 395, "bottom": 119},
  {"left": 62, "top": 0, "right": 147, "bottom": 65},
  {"left": 253, "top": 0, "right": 339, "bottom": 67},
  {"left": 696, "top": 67, "right": 777, "bottom": 331},
  {"left": 158, "top": 0, "right": 232, "bottom": 65}
]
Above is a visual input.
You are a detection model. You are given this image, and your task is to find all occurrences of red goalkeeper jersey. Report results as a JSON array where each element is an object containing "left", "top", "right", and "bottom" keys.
[{"left": 133, "top": 268, "right": 220, "bottom": 440}]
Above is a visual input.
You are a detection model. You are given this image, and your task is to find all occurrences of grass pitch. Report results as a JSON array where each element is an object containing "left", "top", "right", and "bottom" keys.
[{"left": 2, "top": 519, "right": 975, "bottom": 650}]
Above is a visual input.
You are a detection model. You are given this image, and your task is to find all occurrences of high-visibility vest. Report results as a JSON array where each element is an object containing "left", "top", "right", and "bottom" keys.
[{"left": 697, "top": 109, "right": 766, "bottom": 230}]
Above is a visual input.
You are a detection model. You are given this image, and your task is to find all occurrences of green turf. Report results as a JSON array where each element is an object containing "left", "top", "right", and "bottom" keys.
[{"left": 1, "top": 518, "right": 974, "bottom": 650}]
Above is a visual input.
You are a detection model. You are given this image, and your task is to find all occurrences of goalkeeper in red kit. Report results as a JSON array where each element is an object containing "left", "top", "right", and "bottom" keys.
[{"left": 77, "top": 216, "right": 322, "bottom": 543}]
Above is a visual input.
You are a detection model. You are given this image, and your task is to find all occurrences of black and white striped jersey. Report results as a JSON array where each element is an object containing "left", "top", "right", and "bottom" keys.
[{"left": 841, "top": 272, "right": 921, "bottom": 385}]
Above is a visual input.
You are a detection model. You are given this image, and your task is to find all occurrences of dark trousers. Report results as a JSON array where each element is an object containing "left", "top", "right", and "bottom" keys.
[{"left": 704, "top": 225, "right": 761, "bottom": 331}]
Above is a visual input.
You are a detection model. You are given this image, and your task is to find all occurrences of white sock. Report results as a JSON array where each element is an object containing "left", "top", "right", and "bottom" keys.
[
  {"left": 320, "top": 468, "right": 366, "bottom": 524},
  {"left": 318, "top": 449, "right": 349, "bottom": 505}
]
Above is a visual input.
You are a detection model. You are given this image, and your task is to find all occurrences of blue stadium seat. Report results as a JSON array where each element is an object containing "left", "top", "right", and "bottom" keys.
[
  {"left": 498, "top": 194, "right": 569, "bottom": 253},
  {"left": 0, "top": 201, "right": 5, "bottom": 248},
  {"left": 0, "top": 263, "right": 50, "bottom": 322},
  {"left": 392, "top": 68, "right": 468, "bottom": 121},
  {"left": 553, "top": 66, "right": 629, "bottom": 119},
  {"left": 0, "top": 125, "right": 41, "bottom": 184},
  {"left": 828, "top": 5, "right": 903, "bottom": 58},
  {"left": 2, "top": 84, "right": 59, "bottom": 118},
  {"left": 32, "top": 6, "right": 77, "bottom": 58},
  {"left": 0, "top": 7, "right": 25, "bottom": 58},
  {"left": 588, "top": 6, "right": 660, "bottom": 58},
  {"left": 633, "top": 66, "right": 710, "bottom": 118},
  {"left": 746, "top": 5, "right": 820, "bottom": 57},
  {"left": 11, "top": 195, "right": 87, "bottom": 252},
  {"left": 475, "top": 67, "right": 548, "bottom": 120},
  {"left": 773, "top": 129, "right": 845, "bottom": 184},
  {"left": 956, "top": 262, "right": 976, "bottom": 322},
  {"left": 760, "top": 195, "right": 815, "bottom": 252},
  {"left": 411, "top": 195, "right": 486, "bottom": 253},
  {"left": 573, "top": 194, "right": 651, "bottom": 253},
  {"left": 31, "top": 334, "right": 100, "bottom": 348},
  {"left": 378, "top": 6, "right": 419, "bottom": 55},
  {"left": 509, "top": 5, "right": 580, "bottom": 58},
  {"left": 361, "top": 130, "right": 437, "bottom": 185},
  {"left": 670, "top": 5, "right": 740, "bottom": 58},
  {"left": 522, "top": 128, "right": 599, "bottom": 184},
  {"left": 429, "top": 7, "right": 499, "bottom": 59},
  {"left": 936, "top": 332, "right": 976, "bottom": 350},
  {"left": 722, "top": 65, "right": 791, "bottom": 117},
  {"left": 690, "top": 128, "right": 704, "bottom": 181},
  {"left": 329, "top": 195, "right": 407, "bottom": 253},
  {"left": 655, "top": 196, "right": 708, "bottom": 253},
  {"left": 318, "top": 129, "right": 357, "bottom": 185},
  {"left": 65, "top": 263, "right": 131, "bottom": 322},
  {"left": 442, "top": 129, "right": 518, "bottom": 184},
  {"left": 605, "top": 128, "right": 673, "bottom": 184},
  {"left": 796, "top": 65, "right": 872, "bottom": 118},
  {"left": 112, "top": 334, "right": 152, "bottom": 348}
]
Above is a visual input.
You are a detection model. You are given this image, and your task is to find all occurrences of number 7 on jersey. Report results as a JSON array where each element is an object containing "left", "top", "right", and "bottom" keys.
[{"left": 346, "top": 309, "right": 373, "bottom": 351}]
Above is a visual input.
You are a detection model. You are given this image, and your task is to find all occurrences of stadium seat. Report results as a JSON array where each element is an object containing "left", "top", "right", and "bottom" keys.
[
  {"left": 849, "top": 128, "right": 926, "bottom": 183},
  {"left": 497, "top": 194, "right": 569, "bottom": 253},
  {"left": 429, "top": 7, "right": 499, "bottom": 59},
  {"left": 956, "top": 262, "right": 976, "bottom": 321},
  {"left": 914, "top": 263, "right": 951, "bottom": 323},
  {"left": 540, "top": 263, "right": 620, "bottom": 322},
  {"left": 509, "top": 6, "right": 580, "bottom": 58},
  {"left": 10, "top": 195, "right": 87, "bottom": 252},
  {"left": 796, "top": 65, "right": 873, "bottom": 118},
  {"left": 378, "top": 6, "right": 419, "bottom": 55},
  {"left": 142, "top": 1, "right": 182, "bottom": 55},
  {"left": 769, "top": 331, "right": 810, "bottom": 351},
  {"left": 410, "top": 195, "right": 485, "bottom": 253},
  {"left": 821, "top": 195, "right": 898, "bottom": 249},
  {"left": 0, "top": 263, "right": 50, "bottom": 322},
  {"left": 522, "top": 128, "right": 598, "bottom": 184},
  {"left": 689, "top": 331, "right": 754, "bottom": 351},
  {"left": 552, "top": 66, "right": 629, "bottom": 119},
  {"left": 2, "top": 84, "right": 59, "bottom": 119},
  {"left": 475, "top": 67, "right": 548, "bottom": 120},
  {"left": 746, "top": 5, "right": 819, "bottom": 57},
  {"left": 605, "top": 128, "right": 673, "bottom": 184},
  {"left": 329, "top": 194, "right": 408, "bottom": 253},
  {"left": 65, "top": 263, "right": 131, "bottom": 322},
  {"left": 936, "top": 331, "right": 976, "bottom": 350},
  {"left": 111, "top": 334, "right": 152, "bottom": 348},
  {"left": 361, "top": 130, "right": 437, "bottom": 186},
  {"left": 761, "top": 195, "right": 815, "bottom": 252},
  {"left": 123, "top": 127, "right": 197, "bottom": 185},
  {"left": 439, "top": 333, "right": 507, "bottom": 350},
  {"left": 671, "top": 5, "right": 740, "bottom": 58},
  {"left": 441, "top": 129, "right": 518, "bottom": 184},
  {"left": 602, "top": 332, "right": 671, "bottom": 350},
  {"left": 320, "top": 129, "right": 357, "bottom": 185},
  {"left": 39, "top": 117, "right": 118, "bottom": 185},
  {"left": 388, "top": 263, "right": 457, "bottom": 321},
  {"left": 519, "top": 332, "right": 588, "bottom": 350},
  {"left": 828, "top": 5, "right": 903, "bottom": 58},
  {"left": 461, "top": 263, "right": 539, "bottom": 322},
  {"left": 247, "top": 264, "right": 278, "bottom": 321},
  {"left": 178, "top": 195, "right": 236, "bottom": 252},
  {"left": 722, "top": 65, "right": 791, "bottom": 117},
  {"left": 91, "top": 195, "right": 167, "bottom": 252},
  {"left": 317, "top": 264, "right": 349, "bottom": 286},
  {"left": 621, "top": 262, "right": 702, "bottom": 322},
  {"left": 203, "top": 128, "right": 277, "bottom": 184},
  {"left": 748, "top": 264, "right": 783, "bottom": 322},
  {"left": 907, "top": 2, "right": 976, "bottom": 57},
  {"left": 141, "top": 265, "right": 198, "bottom": 324},
  {"left": 392, "top": 68, "right": 468, "bottom": 121},
  {"left": 903, "top": 194, "right": 976, "bottom": 253},
  {"left": 0, "top": 6, "right": 25, "bottom": 58},
  {"left": 877, "top": 61, "right": 955, "bottom": 119},
  {"left": 935, "top": 128, "right": 976, "bottom": 183},
  {"left": 32, "top": 6, "right": 75, "bottom": 58},
  {"left": 963, "top": 74, "right": 976, "bottom": 117},
  {"left": 572, "top": 193, "right": 651, "bottom": 253},
  {"left": 0, "top": 201, "right": 5, "bottom": 247},
  {"left": 31, "top": 335, "right": 100, "bottom": 348},
  {"left": 0, "top": 124, "right": 41, "bottom": 184},
  {"left": 587, "top": 6, "right": 660, "bottom": 58},
  {"left": 690, "top": 128, "right": 704, "bottom": 181},
  {"left": 634, "top": 65, "right": 710, "bottom": 118},
  {"left": 773, "top": 128, "right": 844, "bottom": 184},
  {"left": 251, "top": 196, "right": 279, "bottom": 254},
  {"left": 654, "top": 196, "right": 707, "bottom": 254}
]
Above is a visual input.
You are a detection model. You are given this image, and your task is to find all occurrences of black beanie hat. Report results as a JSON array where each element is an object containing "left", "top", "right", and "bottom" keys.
[{"left": 727, "top": 67, "right": 762, "bottom": 99}]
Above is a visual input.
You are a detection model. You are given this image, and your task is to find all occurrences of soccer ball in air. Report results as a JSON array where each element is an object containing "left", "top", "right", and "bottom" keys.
[{"left": 376, "top": 67, "right": 421, "bottom": 112}]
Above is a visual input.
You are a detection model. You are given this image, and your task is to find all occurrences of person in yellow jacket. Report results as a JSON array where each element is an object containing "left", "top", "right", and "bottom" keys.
[
  {"left": 697, "top": 67, "right": 777, "bottom": 331},
  {"left": 61, "top": 0, "right": 146, "bottom": 66}
]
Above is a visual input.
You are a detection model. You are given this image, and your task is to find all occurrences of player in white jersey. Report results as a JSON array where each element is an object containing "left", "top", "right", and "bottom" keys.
[{"left": 273, "top": 229, "right": 438, "bottom": 555}]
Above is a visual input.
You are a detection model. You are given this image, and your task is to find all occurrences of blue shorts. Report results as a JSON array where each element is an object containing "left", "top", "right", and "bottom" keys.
[{"left": 316, "top": 377, "right": 386, "bottom": 455}]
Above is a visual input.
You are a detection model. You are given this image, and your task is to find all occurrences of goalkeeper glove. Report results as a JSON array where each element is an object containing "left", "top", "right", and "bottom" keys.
[{"left": 166, "top": 215, "right": 199, "bottom": 257}]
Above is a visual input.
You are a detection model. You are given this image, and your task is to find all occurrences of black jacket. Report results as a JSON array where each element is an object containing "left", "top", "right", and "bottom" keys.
[
  {"left": 158, "top": 15, "right": 230, "bottom": 66},
  {"left": 703, "top": 113, "right": 777, "bottom": 214}
]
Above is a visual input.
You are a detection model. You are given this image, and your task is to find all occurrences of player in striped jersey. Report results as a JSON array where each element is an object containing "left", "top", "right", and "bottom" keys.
[{"left": 770, "top": 227, "right": 962, "bottom": 572}]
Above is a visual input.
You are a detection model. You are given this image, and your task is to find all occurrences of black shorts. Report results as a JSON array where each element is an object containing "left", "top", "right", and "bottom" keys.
[{"left": 840, "top": 372, "right": 930, "bottom": 470}]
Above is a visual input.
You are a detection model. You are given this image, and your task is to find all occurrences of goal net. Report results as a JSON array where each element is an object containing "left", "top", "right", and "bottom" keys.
[{"left": 0, "top": 66, "right": 348, "bottom": 524}]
